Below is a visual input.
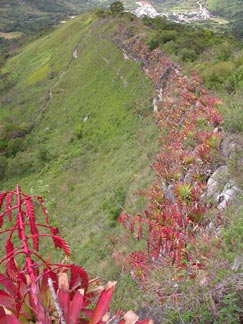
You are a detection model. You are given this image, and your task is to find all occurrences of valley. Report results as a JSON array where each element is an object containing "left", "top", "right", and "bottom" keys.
[{"left": 0, "top": 0, "right": 242, "bottom": 36}]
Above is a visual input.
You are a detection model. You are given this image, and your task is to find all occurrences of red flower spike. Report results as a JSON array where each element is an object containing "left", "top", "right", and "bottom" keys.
[
  {"left": 0, "top": 192, "right": 7, "bottom": 210},
  {"left": 52, "top": 235, "right": 71, "bottom": 256},
  {"left": 24, "top": 197, "right": 39, "bottom": 251},
  {"left": 36, "top": 196, "right": 49, "bottom": 224},
  {"left": 5, "top": 192, "right": 14, "bottom": 222},
  {"left": 69, "top": 265, "right": 89, "bottom": 292}
]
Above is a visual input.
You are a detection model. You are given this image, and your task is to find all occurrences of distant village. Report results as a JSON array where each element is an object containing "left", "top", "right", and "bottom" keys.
[{"left": 132, "top": 0, "right": 212, "bottom": 23}]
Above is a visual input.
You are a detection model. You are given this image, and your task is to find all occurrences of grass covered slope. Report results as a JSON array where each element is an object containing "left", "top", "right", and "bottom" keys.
[
  {"left": 206, "top": 0, "right": 243, "bottom": 37},
  {"left": 0, "top": 13, "right": 157, "bottom": 275}
]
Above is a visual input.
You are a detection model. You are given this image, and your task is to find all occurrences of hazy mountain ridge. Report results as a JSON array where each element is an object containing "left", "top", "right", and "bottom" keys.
[
  {"left": 1, "top": 0, "right": 243, "bottom": 36},
  {"left": 0, "top": 0, "right": 79, "bottom": 33}
]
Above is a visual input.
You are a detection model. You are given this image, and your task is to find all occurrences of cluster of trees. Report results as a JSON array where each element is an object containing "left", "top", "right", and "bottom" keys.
[
  {"left": 95, "top": 1, "right": 125, "bottom": 17},
  {"left": 141, "top": 16, "right": 243, "bottom": 94},
  {"left": 143, "top": 16, "right": 223, "bottom": 61}
]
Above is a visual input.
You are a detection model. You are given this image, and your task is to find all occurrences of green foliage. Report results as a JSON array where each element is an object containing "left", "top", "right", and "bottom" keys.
[
  {"left": 110, "top": 1, "right": 124, "bottom": 14},
  {"left": 147, "top": 30, "right": 178, "bottom": 50},
  {"left": 94, "top": 8, "right": 109, "bottom": 18},
  {"left": 217, "top": 293, "right": 243, "bottom": 323},
  {"left": 201, "top": 61, "right": 235, "bottom": 89},
  {"left": 102, "top": 187, "right": 127, "bottom": 226},
  {"left": 6, "top": 137, "right": 24, "bottom": 157},
  {"left": 179, "top": 48, "right": 197, "bottom": 62},
  {"left": 142, "top": 16, "right": 238, "bottom": 66},
  {"left": 6, "top": 152, "right": 37, "bottom": 177},
  {"left": 219, "top": 92, "right": 243, "bottom": 133},
  {"left": 0, "top": 155, "right": 8, "bottom": 180}
]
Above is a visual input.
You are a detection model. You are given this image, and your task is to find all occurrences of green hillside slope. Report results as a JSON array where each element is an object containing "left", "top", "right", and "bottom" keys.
[
  {"left": 207, "top": 0, "right": 243, "bottom": 37},
  {"left": 0, "top": 13, "right": 157, "bottom": 275}
]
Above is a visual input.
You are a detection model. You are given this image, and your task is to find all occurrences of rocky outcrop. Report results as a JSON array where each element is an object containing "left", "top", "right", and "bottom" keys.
[{"left": 204, "top": 165, "right": 242, "bottom": 210}]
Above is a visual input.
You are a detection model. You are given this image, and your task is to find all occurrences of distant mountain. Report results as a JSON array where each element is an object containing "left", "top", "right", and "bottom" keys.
[
  {"left": 1, "top": 0, "right": 243, "bottom": 37},
  {"left": 149, "top": 0, "right": 243, "bottom": 37},
  {"left": 0, "top": 0, "right": 79, "bottom": 33},
  {"left": 206, "top": 0, "right": 243, "bottom": 37}
]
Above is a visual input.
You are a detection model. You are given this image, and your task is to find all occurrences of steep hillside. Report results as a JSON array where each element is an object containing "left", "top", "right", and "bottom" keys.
[
  {"left": 1, "top": 10, "right": 243, "bottom": 323},
  {"left": 0, "top": 13, "right": 157, "bottom": 276}
]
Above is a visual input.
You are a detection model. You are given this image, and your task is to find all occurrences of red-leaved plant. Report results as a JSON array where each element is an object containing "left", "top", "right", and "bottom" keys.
[
  {"left": 0, "top": 185, "right": 152, "bottom": 324},
  {"left": 116, "top": 39, "right": 223, "bottom": 279}
]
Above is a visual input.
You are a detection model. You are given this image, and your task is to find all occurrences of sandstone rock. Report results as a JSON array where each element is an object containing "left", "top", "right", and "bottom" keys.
[{"left": 204, "top": 165, "right": 229, "bottom": 202}]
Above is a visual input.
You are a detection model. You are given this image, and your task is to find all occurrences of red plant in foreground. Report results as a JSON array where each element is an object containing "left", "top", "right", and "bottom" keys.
[{"left": 0, "top": 185, "right": 152, "bottom": 323}]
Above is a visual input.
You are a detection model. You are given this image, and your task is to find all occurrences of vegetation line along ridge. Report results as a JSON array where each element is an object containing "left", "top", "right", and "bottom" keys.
[{"left": 113, "top": 27, "right": 225, "bottom": 273}]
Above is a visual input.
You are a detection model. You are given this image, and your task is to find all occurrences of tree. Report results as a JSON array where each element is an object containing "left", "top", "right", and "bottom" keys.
[{"left": 110, "top": 1, "right": 124, "bottom": 14}]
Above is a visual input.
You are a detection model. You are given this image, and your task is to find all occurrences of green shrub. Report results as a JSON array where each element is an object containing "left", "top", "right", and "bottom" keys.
[
  {"left": 37, "top": 145, "right": 51, "bottom": 162},
  {"left": 6, "top": 151, "right": 43, "bottom": 177},
  {"left": 94, "top": 8, "right": 108, "bottom": 18},
  {"left": 147, "top": 37, "right": 160, "bottom": 50},
  {"left": 0, "top": 155, "right": 8, "bottom": 180},
  {"left": 110, "top": 1, "right": 124, "bottom": 14},
  {"left": 180, "top": 48, "right": 197, "bottom": 62},
  {"left": 220, "top": 92, "right": 243, "bottom": 133},
  {"left": 6, "top": 137, "right": 25, "bottom": 157},
  {"left": 158, "top": 30, "right": 178, "bottom": 44},
  {"left": 226, "top": 65, "right": 243, "bottom": 93},
  {"left": 201, "top": 61, "right": 235, "bottom": 89},
  {"left": 102, "top": 187, "right": 126, "bottom": 226}
]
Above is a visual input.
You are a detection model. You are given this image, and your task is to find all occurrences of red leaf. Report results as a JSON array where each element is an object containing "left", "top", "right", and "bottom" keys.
[
  {"left": 52, "top": 236, "right": 71, "bottom": 256},
  {"left": 36, "top": 196, "right": 49, "bottom": 224},
  {"left": 5, "top": 238, "right": 15, "bottom": 258},
  {"left": 89, "top": 281, "right": 116, "bottom": 324},
  {"left": 80, "top": 308, "right": 93, "bottom": 318},
  {"left": 0, "top": 313, "right": 20, "bottom": 324},
  {"left": 69, "top": 265, "right": 88, "bottom": 292},
  {"left": 58, "top": 290, "right": 70, "bottom": 320},
  {"left": 0, "top": 274, "right": 17, "bottom": 297},
  {"left": 5, "top": 193, "right": 13, "bottom": 221},
  {"left": 0, "top": 306, "right": 5, "bottom": 317},
  {"left": 0, "top": 192, "right": 7, "bottom": 210},
  {"left": 67, "top": 289, "right": 84, "bottom": 323},
  {"left": 0, "top": 290, "right": 15, "bottom": 310},
  {"left": 24, "top": 197, "right": 39, "bottom": 251},
  {"left": 5, "top": 260, "right": 19, "bottom": 283}
]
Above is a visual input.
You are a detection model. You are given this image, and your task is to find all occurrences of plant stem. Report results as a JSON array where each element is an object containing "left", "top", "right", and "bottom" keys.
[
  {"left": 48, "top": 277, "right": 66, "bottom": 324},
  {"left": 16, "top": 185, "right": 35, "bottom": 282}
]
